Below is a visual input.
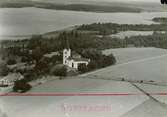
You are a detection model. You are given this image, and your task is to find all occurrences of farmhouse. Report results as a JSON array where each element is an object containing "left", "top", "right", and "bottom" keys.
[
  {"left": 0, "top": 73, "right": 24, "bottom": 87},
  {"left": 63, "top": 48, "right": 90, "bottom": 69}
]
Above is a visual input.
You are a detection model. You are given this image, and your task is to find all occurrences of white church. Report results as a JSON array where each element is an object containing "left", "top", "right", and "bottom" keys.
[{"left": 63, "top": 48, "right": 90, "bottom": 69}]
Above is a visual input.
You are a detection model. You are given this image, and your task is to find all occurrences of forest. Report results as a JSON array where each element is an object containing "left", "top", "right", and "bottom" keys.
[{"left": 76, "top": 22, "right": 167, "bottom": 35}]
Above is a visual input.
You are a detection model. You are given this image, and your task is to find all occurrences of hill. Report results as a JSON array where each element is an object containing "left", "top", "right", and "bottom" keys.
[{"left": 0, "top": 1, "right": 141, "bottom": 12}]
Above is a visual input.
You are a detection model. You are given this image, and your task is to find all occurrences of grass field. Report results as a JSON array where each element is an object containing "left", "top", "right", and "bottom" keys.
[
  {"left": 92, "top": 47, "right": 167, "bottom": 82},
  {"left": 103, "top": 47, "right": 167, "bottom": 64}
]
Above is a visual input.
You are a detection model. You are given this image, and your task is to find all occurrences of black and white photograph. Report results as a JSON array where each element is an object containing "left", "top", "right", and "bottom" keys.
[{"left": 0, "top": 0, "right": 167, "bottom": 117}]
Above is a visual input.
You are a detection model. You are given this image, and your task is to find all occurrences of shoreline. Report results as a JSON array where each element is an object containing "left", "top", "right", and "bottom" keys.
[{"left": 0, "top": 25, "right": 76, "bottom": 41}]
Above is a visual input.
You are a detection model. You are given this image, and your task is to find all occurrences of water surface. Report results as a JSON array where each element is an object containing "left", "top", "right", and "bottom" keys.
[{"left": 0, "top": 7, "right": 167, "bottom": 39}]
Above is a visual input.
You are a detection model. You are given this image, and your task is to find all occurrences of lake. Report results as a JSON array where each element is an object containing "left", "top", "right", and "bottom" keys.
[{"left": 1, "top": 7, "right": 167, "bottom": 40}]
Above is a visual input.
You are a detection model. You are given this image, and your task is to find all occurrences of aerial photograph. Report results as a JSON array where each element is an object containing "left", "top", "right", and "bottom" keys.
[{"left": 0, "top": 0, "right": 167, "bottom": 117}]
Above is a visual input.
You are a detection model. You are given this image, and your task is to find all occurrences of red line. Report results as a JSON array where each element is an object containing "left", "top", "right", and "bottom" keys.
[
  {"left": 154, "top": 93, "right": 167, "bottom": 95},
  {"left": 0, "top": 93, "right": 167, "bottom": 96}
]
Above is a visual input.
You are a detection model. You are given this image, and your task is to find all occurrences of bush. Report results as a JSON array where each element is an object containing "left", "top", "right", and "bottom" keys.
[
  {"left": 7, "top": 59, "right": 17, "bottom": 65},
  {"left": 78, "top": 64, "right": 88, "bottom": 73},
  {"left": 99, "top": 54, "right": 116, "bottom": 68},
  {"left": 13, "top": 79, "right": 32, "bottom": 93},
  {"left": 51, "top": 65, "right": 67, "bottom": 77},
  {"left": 87, "top": 60, "right": 98, "bottom": 71},
  {"left": 83, "top": 49, "right": 116, "bottom": 71},
  {"left": 21, "top": 56, "right": 30, "bottom": 63},
  {"left": 107, "top": 54, "right": 116, "bottom": 65}
]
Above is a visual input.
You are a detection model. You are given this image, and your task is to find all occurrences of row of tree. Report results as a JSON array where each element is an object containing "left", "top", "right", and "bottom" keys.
[{"left": 77, "top": 22, "right": 167, "bottom": 35}]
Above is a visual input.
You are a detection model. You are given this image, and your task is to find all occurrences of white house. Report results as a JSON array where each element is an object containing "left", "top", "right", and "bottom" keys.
[
  {"left": 63, "top": 48, "right": 90, "bottom": 69},
  {"left": 0, "top": 73, "right": 24, "bottom": 87}
]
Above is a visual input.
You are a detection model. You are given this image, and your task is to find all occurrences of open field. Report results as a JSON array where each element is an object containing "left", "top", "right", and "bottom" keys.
[
  {"left": 83, "top": 48, "right": 167, "bottom": 82},
  {"left": 103, "top": 47, "right": 167, "bottom": 64},
  {"left": 0, "top": 79, "right": 149, "bottom": 117},
  {"left": 110, "top": 31, "right": 153, "bottom": 39}
]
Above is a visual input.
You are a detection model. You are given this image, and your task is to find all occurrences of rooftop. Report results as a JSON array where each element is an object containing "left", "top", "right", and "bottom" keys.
[
  {"left": 68, "top": 57, "right": 90, "bottom": 62},
  {"left": 44, "top": 52, "right": 60, "bottom": 58},
  {"left": 0, "top": 73, "right": 24, "bottom": 82}
]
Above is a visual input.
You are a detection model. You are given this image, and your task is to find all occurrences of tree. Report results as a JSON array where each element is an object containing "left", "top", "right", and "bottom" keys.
[
  {"left": 13, "top": 79, "right": 32, "bottom": 93},
  {"left": 0, "top": 62, "right": 8, "bottom": 76},
  {"left": 34, "top": 59, "right": 49, "bottom": 75},
  {"left": 27, "top": 35, "right": 43, "bottom": 49},
  {"left": 32, "top": 47, "right": 43, "bottom": 63},
  {"left": 7, "top": 59, "right": 17, "bottom": 65},
  {"left": 50, "top": 65, "right": 67, "bottom": 78},
  {"left": 87, "top": 60, "right": 98, "bottom": 71},
  {"left": 100, "top": 54, "right": 116, "bottom": 67},
  {"left": 81, "top": 49, "right": 102, "bottom": 60},
  {"left": 21, "top": 56, "right": 30, "bottom": 63},
  {"left": 78, "top": 64, "right": 88, "bottom": 73},
  {"left": 51, "top": 55, "right": 62, "bottom": 64},
  {"left": 161, "top": 0, "right": 167, "bottom": 4}
]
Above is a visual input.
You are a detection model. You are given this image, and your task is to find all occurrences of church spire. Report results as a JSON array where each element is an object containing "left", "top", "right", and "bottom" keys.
[{"left": 66, "top": 38, "right": 70, "bottom": 49}]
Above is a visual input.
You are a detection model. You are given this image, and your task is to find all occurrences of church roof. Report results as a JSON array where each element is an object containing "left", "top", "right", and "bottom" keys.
[{"left": 68, "top": 57, "right": 89, "bottom": 62}]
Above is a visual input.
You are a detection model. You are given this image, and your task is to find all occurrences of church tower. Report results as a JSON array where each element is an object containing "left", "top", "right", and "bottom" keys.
[
  {"left": 63, "top": 37, "right": 71, "bottom": 65},
  {"left": 63, "top": 48, "right": 71, "bottom": 65}
]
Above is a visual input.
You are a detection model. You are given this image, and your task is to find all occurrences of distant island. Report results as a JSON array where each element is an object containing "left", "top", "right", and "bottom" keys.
[{"left": 0, "top": 1, "right": 141, "bottom": 13}]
